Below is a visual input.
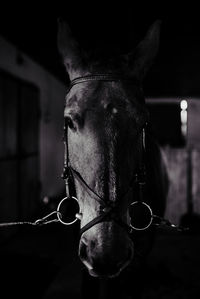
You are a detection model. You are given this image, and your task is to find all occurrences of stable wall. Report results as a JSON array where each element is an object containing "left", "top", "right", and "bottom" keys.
[
  {"left": 0, "top": 36, "right": 66, "bottom": 202},
  {"left": 146, "top": 97, "right": 200, "bottom": 225}
]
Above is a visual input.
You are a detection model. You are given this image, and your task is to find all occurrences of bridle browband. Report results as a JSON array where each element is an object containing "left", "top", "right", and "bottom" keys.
[
  {"left": 66, "top": 74, "right": 140, "bottom": 94},
  {"left": 62, "top": 74, "right": 148, "bottom": 236}
]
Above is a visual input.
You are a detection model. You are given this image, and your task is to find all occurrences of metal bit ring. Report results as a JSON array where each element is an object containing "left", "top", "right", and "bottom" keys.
[
  {"left": 130, "top": 201, "right": 153, "bottom": 231},
  {"left": 57, "top": 196, "right": 79, "bottom": 225}
]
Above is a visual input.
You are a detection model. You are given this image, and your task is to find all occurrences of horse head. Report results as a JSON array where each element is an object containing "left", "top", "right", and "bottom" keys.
[{"left": 57, "top": 19, "right": 161, "bottom": 278}]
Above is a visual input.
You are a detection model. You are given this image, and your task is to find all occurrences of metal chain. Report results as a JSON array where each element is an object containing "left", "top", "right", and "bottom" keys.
[
  {"left": 0, "top": 208, "right": 189, "bottom": 232},
  {"left": 153, "top": 215, "right": 189, "bottom": 232},
  {"left": 0, "top": 211, "right": 61, "bottom": 228}
]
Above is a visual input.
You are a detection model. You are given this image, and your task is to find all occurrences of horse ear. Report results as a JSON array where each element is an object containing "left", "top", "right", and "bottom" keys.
[
  {"left": 128, "top": 20, "right": 161, "bottom": 81},
  {"left": 57, "top": 18, "right": 84, "bottom": 79}
]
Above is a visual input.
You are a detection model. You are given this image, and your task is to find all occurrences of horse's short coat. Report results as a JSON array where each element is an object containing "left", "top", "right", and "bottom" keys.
[{"left": 57, "top": 18, "right": 168, "bottom": 280}]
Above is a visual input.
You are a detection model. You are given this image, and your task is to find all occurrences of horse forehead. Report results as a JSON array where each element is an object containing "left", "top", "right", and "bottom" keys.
[
  {"left": 65, "top": 84, "right": 147, "bottom": 129},
  {"left": 65, "top": 80, "right": 137, "bottom": 111}
]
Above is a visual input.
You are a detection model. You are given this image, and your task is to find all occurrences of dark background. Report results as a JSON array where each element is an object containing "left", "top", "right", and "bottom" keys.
[
  {"left": 0, "top": 3, "right": 200, "bottom": 298},
  {"left": 0, "top": 2, "right": 200, "bottom": 97}
]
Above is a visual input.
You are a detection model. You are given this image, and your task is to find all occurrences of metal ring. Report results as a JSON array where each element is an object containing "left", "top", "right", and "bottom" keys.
[
  {"left": 129, "top": 201, "right": 153, "bottom": 231},
  {"left": 57, "top": 196, "right": 80, "bottom": 225}
]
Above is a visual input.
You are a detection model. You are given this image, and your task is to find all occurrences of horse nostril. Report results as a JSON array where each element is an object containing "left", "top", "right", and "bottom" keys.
[
  {"left": 79, "top": 237, "right": 134, "bottom": 277},
  {"left": 117, "top": 246, "right": 133, "bottom": 271},
  {"left": 79, "top": 239, "right": 94, "bottom": 271},
  {"left": 79, "top": 239, "right": 87, "bottom": 260},
  {"left": 81, "top": 236, "right": 88, "bottom": 246}
]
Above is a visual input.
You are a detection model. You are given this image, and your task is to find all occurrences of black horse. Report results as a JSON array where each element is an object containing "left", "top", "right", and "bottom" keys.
[{"left": 57, "top": 18, "right": 168, "bottom": 298}]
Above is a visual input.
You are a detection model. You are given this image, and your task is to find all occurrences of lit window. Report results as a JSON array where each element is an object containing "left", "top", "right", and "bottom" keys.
[{"left": 180, "top": 100, "right": 187, "bottom": 139}]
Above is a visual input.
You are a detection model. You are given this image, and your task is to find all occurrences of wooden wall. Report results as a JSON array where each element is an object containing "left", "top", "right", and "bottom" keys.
[{"left": 163, "top": 147, "right": 200, "bottom": 225}]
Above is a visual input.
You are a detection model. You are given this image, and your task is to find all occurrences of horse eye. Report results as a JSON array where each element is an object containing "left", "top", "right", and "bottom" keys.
[{"left": 66, "top": 117, "right": 76, "bottom": 131}]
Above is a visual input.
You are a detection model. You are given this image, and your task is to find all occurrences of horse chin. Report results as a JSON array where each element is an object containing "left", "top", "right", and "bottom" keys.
[{"left": 87, "top": 257, "right": 132, "bottom": 279}]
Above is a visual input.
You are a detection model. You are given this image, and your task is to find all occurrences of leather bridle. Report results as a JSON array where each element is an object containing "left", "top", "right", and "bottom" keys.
[{"left": 61, "top": 74, "right": 150, "bottom": 237}]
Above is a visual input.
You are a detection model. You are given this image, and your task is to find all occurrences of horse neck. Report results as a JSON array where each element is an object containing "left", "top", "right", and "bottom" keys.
[{"left": 145, "top": 130, "right": 168, "bottom": 216}]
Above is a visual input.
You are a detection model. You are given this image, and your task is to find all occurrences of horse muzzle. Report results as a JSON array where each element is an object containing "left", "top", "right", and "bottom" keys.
[{"left": 78, "top": 228, "right": 134, "bottom": 278}]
